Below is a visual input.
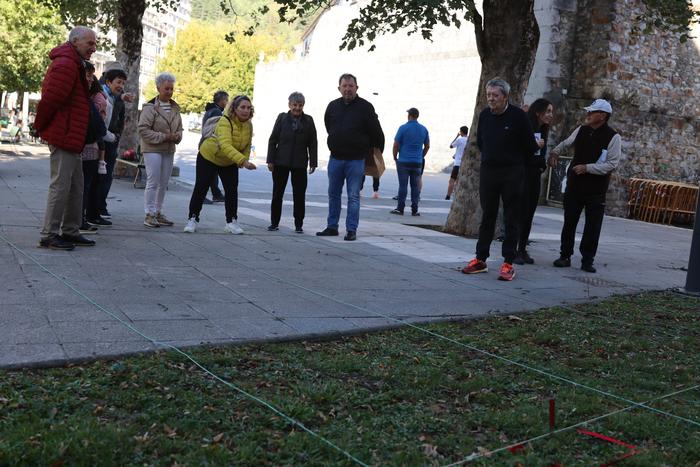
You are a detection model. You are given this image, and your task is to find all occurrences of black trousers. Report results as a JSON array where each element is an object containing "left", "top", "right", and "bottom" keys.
[
  {"left": 82, "top": 159, "right": 100, "bottom": 221},
  {"left": 209, "top": 174, "right": 223, "bottom": 198},
  {"left": 271, "top": 166, "right": 307, "bottom": 228},
  {"left": 97, "top": 141, "right": 118, "bottom": 212},
  {"left": 361, "top": 176, "right": 380, "bottom": 192},
  {"left": 188, "top": 153, "right": 238, "bottom": 222},
  {"left": 517, "top": 166, "right": 543, "bottom": 253},
  {"left": 476, "top": 164, "right": 524, "bottom": 263},
  {"left": 560, "top": 191, "right": 606, "bottom": 264}
]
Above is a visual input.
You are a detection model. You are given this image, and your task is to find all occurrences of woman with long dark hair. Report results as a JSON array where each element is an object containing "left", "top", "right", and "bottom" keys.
[
  {"left": 184, "top": 95, "right": 257, "bottom": 234},
  {"left": 514, "top": 98, "right": 554, "bottom": 265}
]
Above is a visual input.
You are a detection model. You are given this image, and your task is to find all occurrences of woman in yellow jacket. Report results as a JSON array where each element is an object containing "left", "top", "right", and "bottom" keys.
[{"left": 184, "top": 95, "right": 257, "bottom": 234}]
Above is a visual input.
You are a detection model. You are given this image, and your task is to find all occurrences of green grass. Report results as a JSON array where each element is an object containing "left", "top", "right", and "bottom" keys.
[{"left": 1, "top": 291, "right": 699, "bottom": 466}]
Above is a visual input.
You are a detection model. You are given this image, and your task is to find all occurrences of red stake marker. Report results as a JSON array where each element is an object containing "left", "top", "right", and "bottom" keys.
[{"left": 549, "top": 399, "right": 556, "bottom": 430}]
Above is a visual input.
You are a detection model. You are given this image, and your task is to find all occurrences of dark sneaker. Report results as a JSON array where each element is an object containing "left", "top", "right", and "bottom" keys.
[
  {"left": 212, "top": 195, "right": 225, "bottom": 203},
  {"left": 60, "top": 234, "right": 96, "bottom": 246},
  {"left": 295, "top": 227, "right": 304, "bottom": 234},
  {"left": 316, "top": 228, "right": 339, "bottom": 236},
  {"left": 498, "top": 262, "right": 516, "bottom": 281},
  {"left": 38, "top": 235, "right": 75, "bottom": 251},
  {"left": 520, "top": 251, "right": 534, "bottom": 264},
  {"left": 445, "top": 195, "right": 450, "bottom": 200},
  {"left": 100, "top": 209, "right": 112, "bottom": 219},
  {"left": 553, "top": 256, "right": 571, "bottom": 268},
  {"left": 581, "top": 263, "right": 597, "bottom": 273},
  {"left": 461, "top": 258, "right": 488, "bottom": 274},
  {"left": 87, "top": 217, "right": 112, "bottom": 226},
  {"left": 267, "top": 224, "right": 279, "bottom": 231},
  {"left": 392, "top": 195, "right": 399, "bottom": 200},
  {"left": 79, "top": 223, "right": 98, "bottom": 234},
  {"left": 390, "top": 209, "right": 404, "bottom": 215},
  {"left": 411, "top": 211, "right": 420, "bottom": 217},
  {"left": 344, "top": 231, "right": 357, "bottom": 241},
  {"left": 512, "top": 254, "right": 525, "bottom": 265},
  {"left": 202, "top": 197, "right": 213, "bottom": 205}
]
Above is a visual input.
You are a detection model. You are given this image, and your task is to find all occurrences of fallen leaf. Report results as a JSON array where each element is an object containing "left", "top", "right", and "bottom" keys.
[
  {"left": 212, "top": 433, "right": 225, "bottom": 444},
  {"left": 421, "top": 443, "right": 440, "bottom": 457},
  {"left": 507, "top": 315, "right": 523, "bottom": 321},
  {"left": 163, "top": 424, "right": 177, "bottom": 439}
]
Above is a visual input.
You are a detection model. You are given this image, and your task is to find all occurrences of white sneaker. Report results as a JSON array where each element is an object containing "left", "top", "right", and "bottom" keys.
[
  {"left": 183, "top": 218, "right": 198, "bottom": 233},
  {"left": 225, "top": 220, "right": 244, "bottom": 235}
]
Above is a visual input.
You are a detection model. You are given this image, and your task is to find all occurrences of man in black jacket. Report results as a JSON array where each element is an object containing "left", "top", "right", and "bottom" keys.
[
  {"left": 461, "top": 77, "right": 539, "bottom": 281},
  {"left": 200, "top": 90, "right": 228, "bottom": 203},
  {"left": 548, "top": 99, "right": 621, "bottom": 273},
  {"left": 316, "top": 73, "right": 384, "bottom": 241}
]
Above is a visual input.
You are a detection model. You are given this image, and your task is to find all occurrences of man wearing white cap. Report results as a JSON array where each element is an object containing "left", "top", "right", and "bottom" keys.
[{"left": 548, "top": 99, "right": 622, "bottom": 273}]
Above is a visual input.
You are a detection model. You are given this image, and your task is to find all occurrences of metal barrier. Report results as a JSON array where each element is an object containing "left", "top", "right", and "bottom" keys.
[{"left": 627, "top": 178, "right": 698, "bottom": 225}]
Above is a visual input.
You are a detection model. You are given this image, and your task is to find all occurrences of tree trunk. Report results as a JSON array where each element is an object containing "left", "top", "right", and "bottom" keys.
[
  {"left": 115, "top": 0, "right": 146, "bottom": 155},
  {"left": 444, "top": 0, "right": 539, "bottom": 236}
]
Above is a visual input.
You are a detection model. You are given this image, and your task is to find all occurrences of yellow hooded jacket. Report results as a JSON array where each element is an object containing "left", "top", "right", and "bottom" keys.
[{"left": 199, "top": 115, "right": 252, "bottom": 167}]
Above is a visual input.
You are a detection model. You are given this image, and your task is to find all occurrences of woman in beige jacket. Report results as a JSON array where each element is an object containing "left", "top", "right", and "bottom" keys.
[{"left": 138, "top": 72, "right": 183, "bottom": 228}]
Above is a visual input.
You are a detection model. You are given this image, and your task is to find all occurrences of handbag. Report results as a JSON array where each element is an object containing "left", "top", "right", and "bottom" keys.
[{"left": 364, "top": 147, "right": 385, "bottom": 178}]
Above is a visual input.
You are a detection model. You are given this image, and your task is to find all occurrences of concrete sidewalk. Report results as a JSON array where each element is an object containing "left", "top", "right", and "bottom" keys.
[{"left": 0, "top": 144, "right": 693, "bottom": 369}]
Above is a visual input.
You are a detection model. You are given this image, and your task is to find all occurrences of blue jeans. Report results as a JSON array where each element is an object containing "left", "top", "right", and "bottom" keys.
[
  {"left": 396, "top": 162, "right": 421, "bottom": 212},
  {"left": 327, "top": 157, "right": 365, "bottom": 232}
]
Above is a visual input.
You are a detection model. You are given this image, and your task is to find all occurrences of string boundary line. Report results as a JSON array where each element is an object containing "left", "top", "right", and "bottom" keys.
[{"left": 0, "top": 232, "right": 369, "bottom": 467}]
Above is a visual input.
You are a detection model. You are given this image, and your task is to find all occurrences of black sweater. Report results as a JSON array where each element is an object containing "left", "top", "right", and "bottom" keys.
[
  {"left": 266, "top": 112, "right": 318, "bottom": 169},
  {"left": 324, "top": 96, "right": 384, "bottom": 160},
  {"left": 476, "top": 104, "right": 539, "bottom": 166}
]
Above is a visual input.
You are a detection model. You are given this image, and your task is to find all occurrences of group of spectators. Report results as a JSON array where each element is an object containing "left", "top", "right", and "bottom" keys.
[{"left": 33, "top": 27, "right": 621, "bottom": 281}]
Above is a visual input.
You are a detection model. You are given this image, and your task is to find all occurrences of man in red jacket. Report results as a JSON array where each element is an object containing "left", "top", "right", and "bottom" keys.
[{"left": 35, "top": 26, "right": 97, "bottom": 250}]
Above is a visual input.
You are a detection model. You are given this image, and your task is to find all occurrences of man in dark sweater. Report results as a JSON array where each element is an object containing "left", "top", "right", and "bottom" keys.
[
  {"left": 548, "top": 99, "right": 621, "bottom": 273},
  {"left": 462, "top": 78, "right": 539, "bottom": 281},
  {"left": 317, "top": 73, "right": 384, "bottom": 241},
  {"left": 200, "top": 90, "right": 228, "bottom": 203}
]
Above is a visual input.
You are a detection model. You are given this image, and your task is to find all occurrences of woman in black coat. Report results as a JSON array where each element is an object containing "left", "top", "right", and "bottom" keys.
[
  {"left": 514, "top": 98, "right": 554, "bottom": 265},
  {"left": 267, "top": 92, "right": 318, "bottom": 233}
]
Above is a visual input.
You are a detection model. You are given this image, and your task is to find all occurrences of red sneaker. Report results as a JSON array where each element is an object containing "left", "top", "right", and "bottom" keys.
[
  {"left": 498, "top": 262, "right": 516, "bottom": 281},
  {"left": 461, "top": 258, "right": 488, "bottom": 274}
]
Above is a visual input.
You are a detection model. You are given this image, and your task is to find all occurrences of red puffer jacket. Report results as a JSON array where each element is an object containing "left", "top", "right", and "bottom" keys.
[{"left": 34, "top": 42, "right": 90, "bottom": 153}]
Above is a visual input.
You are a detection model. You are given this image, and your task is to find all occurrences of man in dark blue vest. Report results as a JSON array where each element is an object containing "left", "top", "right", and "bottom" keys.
[{"left": 548, "top": 99, "right": 622, "bottom": 273}]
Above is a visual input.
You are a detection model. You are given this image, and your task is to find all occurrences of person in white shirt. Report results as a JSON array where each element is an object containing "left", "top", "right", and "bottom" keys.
[{"left": 446, "top": 125, "right": 468, "bottom": 200}]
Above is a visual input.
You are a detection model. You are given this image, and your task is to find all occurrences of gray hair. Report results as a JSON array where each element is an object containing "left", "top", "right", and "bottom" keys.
[
  {"left": 486, "top": 77, "right": 510, "bottom": 97},
  {"left": 288, "top": 92, "right": 305, "bottom": 104},
  {"left": 155, "top": 72, "right": 176, "bottom": 88},
  {"left": 68, "top": 26, "right": 95, "bottom": 43}
]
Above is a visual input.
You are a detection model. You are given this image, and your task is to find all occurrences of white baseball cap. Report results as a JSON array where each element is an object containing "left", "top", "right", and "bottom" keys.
[{"left": 583, "top": 99, "right": 612, "bottom": 114}]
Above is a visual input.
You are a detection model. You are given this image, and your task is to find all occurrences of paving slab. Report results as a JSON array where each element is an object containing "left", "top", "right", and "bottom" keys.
[{"left": 0, "top": 143, "right": 695, "bottom": 368}]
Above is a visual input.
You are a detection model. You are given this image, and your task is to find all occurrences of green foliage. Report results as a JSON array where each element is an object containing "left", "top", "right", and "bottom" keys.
[
  {"left": 641, "top": 0, "right": 700, "bottom": 42},
  {"left": 155, "top": 20, "right": 293, "bottom": 114},
  {"left": 270, "top": 0, "right": 698, "bottom": 50},
  {"left": 0, "top": 0, "right": 66, "bottom": 92}
]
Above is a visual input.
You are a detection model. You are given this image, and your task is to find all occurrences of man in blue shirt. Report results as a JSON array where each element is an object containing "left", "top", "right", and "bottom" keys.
[{"left": 390, "top": 108, "right": 430, "bottom": 216}]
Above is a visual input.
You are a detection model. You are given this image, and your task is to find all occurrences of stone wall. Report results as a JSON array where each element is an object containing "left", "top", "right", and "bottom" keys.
[{"left": 533, "top": 0, "right": 700, "bottom": 215}]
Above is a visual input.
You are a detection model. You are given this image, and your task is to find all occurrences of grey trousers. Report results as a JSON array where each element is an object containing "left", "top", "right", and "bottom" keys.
[{"left": 41, "top": 146, "right": 83, "bottom": 237}]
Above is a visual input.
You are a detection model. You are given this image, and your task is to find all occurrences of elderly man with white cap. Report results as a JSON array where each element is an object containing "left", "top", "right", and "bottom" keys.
[{"left": 548, "top": 98, "right": 622, "bottom": 273}]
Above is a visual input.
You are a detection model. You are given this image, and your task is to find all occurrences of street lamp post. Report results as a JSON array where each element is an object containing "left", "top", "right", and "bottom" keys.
[{"left": 684, "top": 192, "right": 700, "bottom": 295}]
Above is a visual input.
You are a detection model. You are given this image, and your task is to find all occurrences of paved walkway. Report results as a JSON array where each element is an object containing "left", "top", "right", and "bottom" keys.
[{"left": 0, "top": 143, "right": 692, "bottom": 368}]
